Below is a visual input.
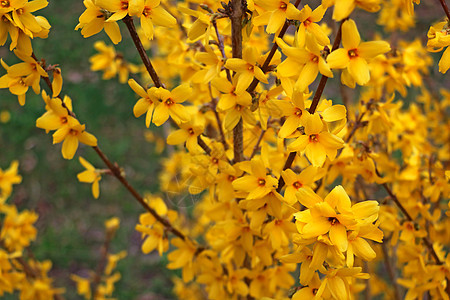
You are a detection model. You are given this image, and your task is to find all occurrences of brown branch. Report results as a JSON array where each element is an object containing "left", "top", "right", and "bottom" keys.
[
  {"left": 230, "top": 0, "right": 244, "bottom": 162},
  {"left": 439, "top": 0, "right": 450, "bottom": 20},
  {"left": 122, "top": 16, "right": 163, "bottom": 88},
  {"left": 91, "top": 232, "right": 112, "bottom": 297},
  {"left": 15, "top": 256, "right": 65, "bottom": 300},
  {"left": 208, "top": 84, "right": 229, "bottom": 150},
  {"left": 308, "top": 20, "right": 344, "bottom": 114},
  {"left": 381, "top": 239, "right": 402, "bottom": 300},
  {"left": 197, "top": 136, "right": 212, "bottom": 155},
  {"left": 250, "top": 127, "right": 267, "bottom": 159},
  {"left": 212, "top": 20, "right": 232, "bottom": 82},
  {"left": 375, "top": 167, "right": 442, "bottom": 265},
  {"left": 246, "top": 0, "right": 303, "bottom": 93},
  {"left": 92, "top": 146, "right": 190, "bottom": 241},
  {"left": 275, "top": 20, "right": 344, "bottom": 192},
  {"left": 276, "top": 152, "right": 297, "bottom": 192}
]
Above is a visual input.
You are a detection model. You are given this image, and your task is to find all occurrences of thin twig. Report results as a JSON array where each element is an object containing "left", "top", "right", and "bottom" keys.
[
  {"left": 212, "top": 20, "right": 232, "bottom": 82},
  {"left": 275, "top": 19, "right": 344, "bottom": 192},
  {"left": 246, "top": 0, "right": 303, "bottom": 94},
  {"left": 375, "top": 167, "right": 442, "bottom": 265},
  {"left": 438, "top": 0, "right": 450, "bottom": 20},
  {"left": 308, "top": 20, "right": 344, "bottom": 113},
  {"left": 197, "top": 136, "right": 212, "bottom": 155},
  {"left": 250, "top": 127, "right": 267, "bottom": 159},
  {"left": 91, "top": 233, "right": 112, "bottom": 297},
  {"left": 122, "top": 16, "right": 163, "bottom": 88},
  {"left": 276, "top": 152, "right": 297, "bottom": 192},
  {"left": 208, "top": 84, "right": 229, "bottom": 150},
  {"left": 230, "top": 0, "right": 244, "bottom": 163},
  {"left": 15, "top": 256, "right": 65, "bottom": 300},
  {"left": 93, "top": 146, "right": 192, "bottom": 241},
  {"left": 381, "top": 239, "right": 402, "bottom": 300}
]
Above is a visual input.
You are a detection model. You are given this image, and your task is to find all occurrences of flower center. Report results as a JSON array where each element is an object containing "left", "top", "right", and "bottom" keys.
[
  {"left": 188, "top": 128, "right": 194, "bottom": 135},
  {"left": 165, "top": 98, "right": 174, "bottom": 106},
  {"left": 328, "top": 217, "right": 338, "bottom": 225},
  {"left": 257, "top": 178, "right": 266, "bottom": 186},
  {"left": 348, "top": 49, "right": 358, "bottom": 58},
  {"left": 228, "top": 175, "right": 235, "bottom": 181},
  {"left": 121, "top": 1, "right": 128, "bottom": 10},
  {"left": 293, "top": 181, "right": 302, "bottom": 189},
  {"left": 1, "top": 0, "right": 9, "bottom": 8},
  {"left": 279, "top": 2, "right": 287, "bottom": 10},
  {"left": 309, "top": 134, "right": 319, "bottom": 143},
  {"left": 143, "top": 6, "right": 151, "bottom": 17},
  {"left": 294, "top": 108, "right": 302, "bottom": 117}
]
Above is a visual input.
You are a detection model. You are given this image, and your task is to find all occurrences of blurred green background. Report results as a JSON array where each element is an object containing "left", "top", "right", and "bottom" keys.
[{"left": 0, "top": 1, "right": 176, "bottom": 299}]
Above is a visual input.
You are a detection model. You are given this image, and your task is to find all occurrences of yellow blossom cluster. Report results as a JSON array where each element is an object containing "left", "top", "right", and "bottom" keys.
[
  {"left": 0, "top": 161, "right": 64, "bottom": 299},
  {"left": 0, "top": 0, "right": 449, "bottom": 299}
]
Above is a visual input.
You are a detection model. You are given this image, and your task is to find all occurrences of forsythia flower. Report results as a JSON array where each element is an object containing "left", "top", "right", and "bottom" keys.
[
  {"left": 77, "top": 157, "right": 102, "bottom": 199},
  {"left": 127, "top": 0, "right": 177, "bottom": 40},
  {"left": 288, "top": 113, "right": 344, "bottom": 166},
  {"left": 52, "top": 117, "right": 97, "bottom": 160},
  {"left": 0, "top": 161, "right": 22, "bottom": 203},
  {"left": 427, "top": 20, "right": 450, "bottom": 73},
  {"left": 76, "top": 0, "right": 122, "bottom": 44},
  {"left": 327, "top": 19, "right": 391, "bottom": 87}
]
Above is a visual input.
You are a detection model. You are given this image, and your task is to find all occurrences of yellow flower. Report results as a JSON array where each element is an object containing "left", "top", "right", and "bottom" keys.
[
  {"left": 253, "top": 0, "right": 302, "bottom": 34},
  {"left": 128, "top": 0, "right": 176, "bottom": 40},
  {"left": 0, "top": 204, "right": 38, "bottom": 251},
  {"left": 77, "top": 157, "right": 102, "bottom": 199},
  {"left": 277, "top": 34, "right": 333, "bottom": 92},
  {"left": 70, "top": 274, "right": 92, "bottom": 299},
  {"left": 232, "top": 158, "right": 278, "bottom": 200},
  {"left": 36, "top": 91, "right": 73, "bottom": 133},
  {"left": 76, "top": 0, "right": 122, "bottom": 44},
  {"left": 288, "top": 113, "right": 344, "bottom": 167},
  {"left": 225, "top": 47, "right": 268, "bottom": 93},
  {"left": 52, "top": 117, "right": 97, "bottom": 160},
  {"left": 128, "top": 78, "right": 158, "bottom": 127},
  {"left": 289, "top": 4, "right": 330, "bottom": 46},
  {"left": 152, "top": 84, "right": 191, "bottom": 126},
  {"left": 327, "top": 0, "right": 381, "bottom": 21},
  {"left": 427, "top": 21, "right": 450, "bottom": 73},
  {"left": 167, "top": 120, "right": 204, "bottom": 153},
  {"left": 212, "top": 76, "right": 255, "bottom": 131},
  {"left": 275, "top": 89, "right": 310, "bottom": 138},
  {"left": 11, "top": 0, "right": 48, "bottom": 34},
  {"left": 280, "top": 166, "right": 318, "bottom": 205},
  {"left": 0, "top": 160, "right": 22, "bottom": 202},
  {"left": 327, "top": 19, "right": 391, "bottom": 86}
]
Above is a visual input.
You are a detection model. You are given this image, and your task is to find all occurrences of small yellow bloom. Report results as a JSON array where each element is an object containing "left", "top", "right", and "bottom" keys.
[
  {"left": 288, "top": 113, "right": 344, "bottom": 167},
  {"left": 327, "top": 19, "right": 391, "bottom": 86},
  {"left": 77, "top": 157, "right": 102, "bottom": 199},
  {"left": 52, "top": 117, "right": 97, "bottom": 160}
]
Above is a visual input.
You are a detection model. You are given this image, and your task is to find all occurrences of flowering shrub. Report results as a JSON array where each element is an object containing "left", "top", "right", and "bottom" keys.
[{"left": 0, "top": 0, "right": 450, "bottom": 299}]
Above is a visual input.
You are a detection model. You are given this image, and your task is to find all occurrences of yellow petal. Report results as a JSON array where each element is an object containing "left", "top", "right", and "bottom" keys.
[
  {"left": 62, "top": 135, "right": 79, "bottom": 159},
  {"left": 329, "top": 223, "right": 348, "bottom": 252},
  {"left": 104, "top": 21, "right": 122, "bottom": 44},
  {"left": 79, "top": 131, "right": 97, "bottom": 146},
  {"left": 341, "top": 19, "right": 360, "bottom": 50},
  {"left": 167, "top": 129, "right": 189, "bottom": 145},
  {"left": 305, "top": 142, "right": 326, "bottom": 166},
  {"left": 439, "top": 46, "right": 450, "bottom": 74},
  {"left": 327, "top": 48, "right": 349, "bottom": 69},
  {"left": 321, "top": 105, "right": 346, "bottom": 122},
  {"left": 348, "top": 56, "right": 370, "bottom": 85},
  {"left": 357, "top": 41, "right": 391, "bottom": 59}
]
